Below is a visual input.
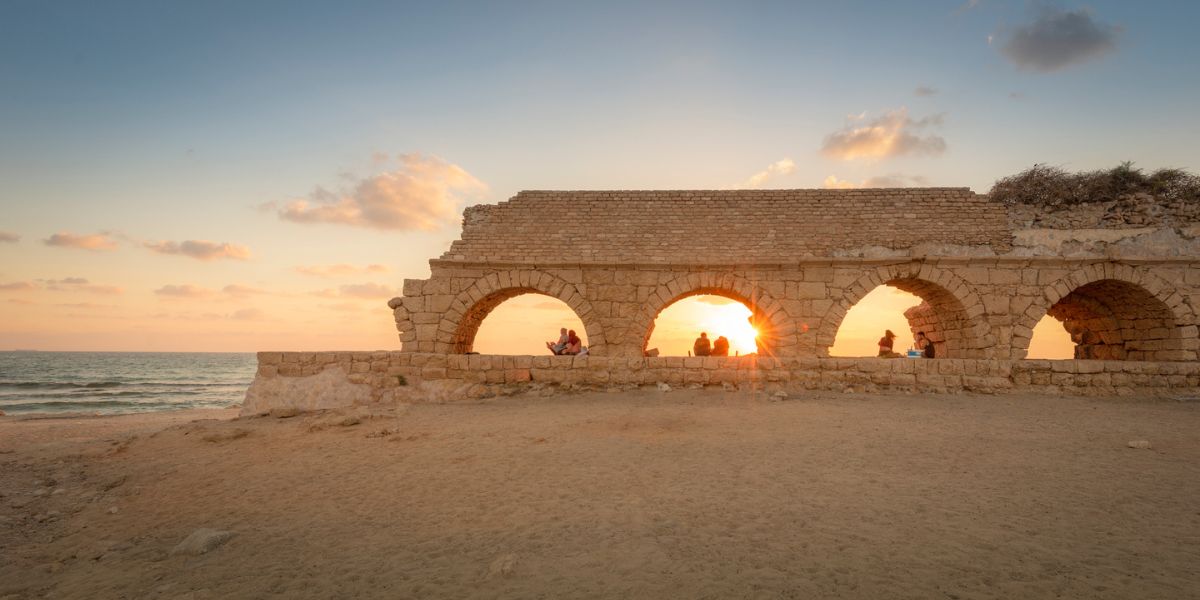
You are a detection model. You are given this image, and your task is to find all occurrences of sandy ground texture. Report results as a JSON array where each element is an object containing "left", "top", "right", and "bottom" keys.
[{"left": 2, "top": 390, "right": 1199, "bottom": 600}]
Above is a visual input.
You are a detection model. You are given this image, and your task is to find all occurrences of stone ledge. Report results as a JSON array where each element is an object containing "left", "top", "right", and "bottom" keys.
[{"left": 242, "top": 352, "right": 1200, "bottom": 415}]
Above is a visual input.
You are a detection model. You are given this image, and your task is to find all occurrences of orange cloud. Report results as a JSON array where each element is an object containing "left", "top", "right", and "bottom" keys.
[
  {"left": 145, "top": 240, "right": 252, "bottom": 261},
  {"left": 0, "top": 279, "right": 121, "bottom": 295},
  {"left": 43, "top": 278, "right": 123, "bottom": 295},
  {"left": 43, "top": 232, "right": 119, "bottom": 251},
  {"left": 739, "top": 158, "right": 797, "bottom": 188},
  {"left": 222, "top": 284, "right": 268, "bottom": 298},
  {"left": 0, "top": 232, "right": 19, "bottom": 243},
  {"left": 319, "top": 302, "right": 365, "bottom": 313},
  {"left": 311, "top": 282, "right": 399, "bottom": 300},
  {"left": 294, "top": 263, "right": 390, "bottom": 278},
  {"left": 822, "top": 173, "right": 931, "bottom": 189},
  {"left": 231, "top": 308, "right": 266, "bottom": 321},
  {"left": 277, "top": 153, "right": 487, "bottom": 231},
  {"left": 821, "top": 109, "right": 946, "bottom": 160},
  {"left": 154, "top": 284, "right": 214, "bottom": 299}
]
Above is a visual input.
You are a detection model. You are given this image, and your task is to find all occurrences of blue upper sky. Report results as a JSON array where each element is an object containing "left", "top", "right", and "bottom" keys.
[{"left": 1, "top": 0, "right": 1198, "bottom": 349}]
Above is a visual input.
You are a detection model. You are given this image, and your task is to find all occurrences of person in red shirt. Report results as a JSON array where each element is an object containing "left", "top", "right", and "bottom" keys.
[{"left": 877, "top": 330, "right": 902, "bottom": 358}]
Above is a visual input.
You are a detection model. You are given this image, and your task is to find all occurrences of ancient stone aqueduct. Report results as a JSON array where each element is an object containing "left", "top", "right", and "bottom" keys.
[
  {"left": 246, "top": 188, "right": 1200, "bottom": 414},
  {"left": 390, "top": 189, "right": 1198, "bottom": 361}
]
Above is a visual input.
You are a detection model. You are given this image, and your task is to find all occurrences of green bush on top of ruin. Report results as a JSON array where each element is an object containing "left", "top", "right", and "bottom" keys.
[{"left": 989, "top": 162, "right": 1200, "bottom": 207}]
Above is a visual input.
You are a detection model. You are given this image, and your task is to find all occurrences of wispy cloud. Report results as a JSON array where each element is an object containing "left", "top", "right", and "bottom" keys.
[
  {"left": 914, "top": 86, "right": 938, "bottom": 97},
  {"left": 311, "top": 282, "right": 399, "bottom": 300},
  {"left": 41, "top": 278, "right": 123, "bottom": 295},
  {"left": 230, "top": 308, "right": 265, "bottom": 321},
  {"left": 820, "top": 109, "right": 946, "bottom": 161},
  {"left": 54, "top": 302, "right": 120, "bottom": 309},
  {"left": 294, "top": 263, "right": 390, "bottom": 278},
  {"left": 0, "top": 281, "right": 37, "bottom": 292},
  {"left": 738, "top": 158, "right": 797, "bottom": 188},
  {"left": 154, "top": 284, "right": 214, "bottom": 299},
  {"left": 822, "top": 173, "right": 931, "bottom": 189},
  {"left": 1, "top": 278, "right": 122, "bottom": 294},
  {"left": 318, "top": 302, "right": 365, "bottom": 313},
  {"left": 222, "top": 284, "right": 269, "bottom": 298},
  {"left": 953, "top": 0, "right": 981, "bottom": 15},
  {"left": 999, "top": 7, "right": 1120, "bottom": 72},
  {"left": 43, "top": 232, "right": 119, "bottom": 251},
  {"left": 144, "top": 240, "right": 252, "bottom": 261},
  {"left": 822, "top": 176, "right": 859, "bottom": 190},
  {"left": 275, "top": 153, "right": 487, "bottom": 231},
  {"left": 0, "top": 232, "right": 19, "bottom": 243}
]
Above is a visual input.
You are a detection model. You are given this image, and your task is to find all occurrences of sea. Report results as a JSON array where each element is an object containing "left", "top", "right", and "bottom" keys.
[{"left": 0, "top": 352, "right": 256, "bottom": 416}]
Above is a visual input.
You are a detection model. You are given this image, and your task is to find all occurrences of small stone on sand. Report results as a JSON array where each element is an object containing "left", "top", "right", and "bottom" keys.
[
  {"left": 486, "top": 553, "right": 518, "bottom": 578},
  {"left": 1127, "top": 440, "right": 1151, "bottom": 449},
  {"left": 170, "top": 528, "right": 235, "bottom": 556}
]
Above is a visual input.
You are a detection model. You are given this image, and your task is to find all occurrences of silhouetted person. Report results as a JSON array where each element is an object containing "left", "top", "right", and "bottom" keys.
[
  {"left": 562, "top": 330, "right": 583, "bottom": 355},
  {"left": 711, "top": 335, "right": 730, "bottom": 357},
  {"left": 693, "top": 332, "right": 711, "bottom": 357},
  {"left": 546, "top": 327, "right": 569, "bottom": 355},
  {"left": 878, "top": 329, "right": 901, "bottom": 358},
  {"left": 915, "top": 331, "right": 935, "bottom": 358}
]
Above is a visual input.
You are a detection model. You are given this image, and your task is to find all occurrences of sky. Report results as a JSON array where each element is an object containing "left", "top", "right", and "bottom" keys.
[{"left": 0, "top": 0, "right": 1196, "bottom": 352}]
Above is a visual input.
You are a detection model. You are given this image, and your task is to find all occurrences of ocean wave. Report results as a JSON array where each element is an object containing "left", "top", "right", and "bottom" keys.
[
  {"left": 0, "top": 380, "right": 246, "bottom": 390},
  {"left": 0, "top": 399, "right": 210, "bottom": 411}
]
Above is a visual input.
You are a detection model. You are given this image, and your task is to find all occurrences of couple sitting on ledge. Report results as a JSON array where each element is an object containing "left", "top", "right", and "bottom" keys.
[
  {"left": 546, "top": 327, "right": 586, "bottom": 356},
  {"left": 692, "top": 332, "right": 730, "bottom": 357},
  {"left": 878, "top": 330, "right": 935, "bottom": 358}
]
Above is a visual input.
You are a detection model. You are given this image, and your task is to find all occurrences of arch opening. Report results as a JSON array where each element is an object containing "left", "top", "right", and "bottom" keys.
[
  {"left": 1025, "top": 315, "right": 1075, "bottom": 360},
  {"left": 642, "top": 289, "right": 777, "bottom": 356},
  {"left": 1042, "top": 279, "right": 1180, "bottom": 360},
  {"left": 645, "top": 295, "right": 760, "bottom": 356},
  {"left": 827, "top": 277, "right": 985, "bottom": 358},
  {"left": 829, "top": 286, "right": 922, "bottom": 357},
  {"left": 454, "top": 290, "right": 588, "bottom": 355}
]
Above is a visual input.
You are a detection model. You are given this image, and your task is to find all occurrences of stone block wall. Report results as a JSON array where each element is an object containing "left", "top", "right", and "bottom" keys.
[
  {"left": 445, "top": 189, "right": 1011, "bottom": 263},
  {"left": 241, "top": 351, "right": 1200, "bottom": 415}
]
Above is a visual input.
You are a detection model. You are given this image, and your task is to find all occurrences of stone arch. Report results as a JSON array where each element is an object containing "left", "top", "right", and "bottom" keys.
[
  {"left": 1013, "top": 264, "right": 1196, "bottom": 361},
  {"left": 435, "top": 270, "right": 607, "bottom": 355},
  {"left": 816, "top": 263, "right": 992, "bottom": 358},
  {"left": 632, "top": 273, "right": 798, "bottom": 356}
]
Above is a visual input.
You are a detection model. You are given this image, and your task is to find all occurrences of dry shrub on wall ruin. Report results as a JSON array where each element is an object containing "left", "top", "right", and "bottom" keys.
[{"left": 989, "top": 163, "right": 1200, "bottom": 207}]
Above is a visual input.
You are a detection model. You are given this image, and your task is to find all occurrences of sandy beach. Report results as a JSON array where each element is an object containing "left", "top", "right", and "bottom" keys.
[{"left": 2, "top": 390, "right": 1199, "bottom": 599}]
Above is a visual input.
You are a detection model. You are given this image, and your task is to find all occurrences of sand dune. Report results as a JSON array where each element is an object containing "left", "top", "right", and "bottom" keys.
[{"left": 2, "top": 390, "right": 1199, "bottom": 599}]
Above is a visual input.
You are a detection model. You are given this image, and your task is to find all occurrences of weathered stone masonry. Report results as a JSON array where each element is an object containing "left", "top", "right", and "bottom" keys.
[{"left": 390, "top": 189, "right": 1200, "bottom": 362}]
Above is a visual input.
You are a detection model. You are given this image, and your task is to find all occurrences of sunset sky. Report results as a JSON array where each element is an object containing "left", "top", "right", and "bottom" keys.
[{"left": 1, "top": 1, "right": 1196, "bottom": 353}]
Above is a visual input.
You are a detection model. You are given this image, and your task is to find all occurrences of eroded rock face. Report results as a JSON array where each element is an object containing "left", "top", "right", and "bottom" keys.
[
  {"left": 241, "top": 366, "right": 371, "bottom": 417},
  {"left": 1007, "top": 193, "right": 1200, "bottom": 230}
]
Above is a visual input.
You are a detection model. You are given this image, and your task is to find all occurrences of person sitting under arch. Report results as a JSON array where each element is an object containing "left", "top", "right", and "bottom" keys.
[
  {"left": 693, "top": 332, "right": 711, "bottom": 357},
  {"left": 711, "top": 335, "right": 730, "bottom": 357},
  {"left": 546, "top": 327, "right": 569, "bottom": 355},
  {"left": 561, "top": 330, "right": 584, "bottom": 355},
  {"left": 915, "top": 331, "right": 935, "bottom": 358},
  {"left": 877, "top": 330, "right": 902, "bottom": 358}
]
